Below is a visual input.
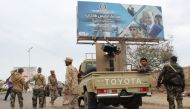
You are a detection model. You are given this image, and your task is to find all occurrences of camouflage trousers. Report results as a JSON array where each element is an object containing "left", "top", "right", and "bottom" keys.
[
  {"left": 50, "top": 89, "right": 58, "bottom": 104},
  {"left": 43, "top": 91, "right": 46, "bottom": 107},
  {"left": 166, "top": 85, "right": 184, "bottom": 109},
  {"left": 32, "top": 89, "right": 45, "bottom": 108},
  {"left": 62, "top": 94, "right": 79, "bottom": 109},
  {"left": 10, "top": 90, "right": 23, "bottom": 109}
]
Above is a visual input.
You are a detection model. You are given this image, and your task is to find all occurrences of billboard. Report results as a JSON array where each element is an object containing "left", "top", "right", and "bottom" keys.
[{"left": 77, "top": 1, "right": 164, "bottom": 42}]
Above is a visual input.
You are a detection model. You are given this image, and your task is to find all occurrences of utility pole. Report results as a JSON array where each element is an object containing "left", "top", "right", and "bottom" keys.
[{"left": 27, "top": 47, "right": 33, "bottom": 79}]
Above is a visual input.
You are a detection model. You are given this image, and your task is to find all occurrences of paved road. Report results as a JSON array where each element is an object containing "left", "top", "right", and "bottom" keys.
[
  {"left": 0, "top": 92, "right": 34, "bottom": 109},
  {"left": 0, "top": 92, "right": 157, "bottom": 109},
  {"left": 0, "top": 92, "right": 190, "bottom": 109},
  {"left": 0, "top": 92, "right": 123, "bottom": 109}
]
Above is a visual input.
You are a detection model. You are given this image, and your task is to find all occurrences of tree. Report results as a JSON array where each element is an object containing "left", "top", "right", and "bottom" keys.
[{"left": 126, "top": 40, "right": 173, "bottom": 70}]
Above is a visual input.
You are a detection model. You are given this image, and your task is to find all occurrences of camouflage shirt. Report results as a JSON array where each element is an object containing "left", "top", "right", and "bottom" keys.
[
  {"left": 64, "top": 65, "right": 79, "bottom": 94},
  {"left": 48, "top": 75, "right": 58, "bottom": 90},
  {"left": 29, "top": 73, "right": 46, "bottom": 90},
  {"left": 9, "top": 72, "right": 26, "bottom": 92},
  {"left": 138, "top": 65, "right": 152, "bottom": 73},
  {"left": 157, "top": 63, "right": 185, "bottom": 87}
]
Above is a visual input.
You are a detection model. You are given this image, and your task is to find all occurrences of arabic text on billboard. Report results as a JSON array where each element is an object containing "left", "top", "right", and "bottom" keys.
[{"left": 77, "top": 1, "right": 164, "bottom": 41}]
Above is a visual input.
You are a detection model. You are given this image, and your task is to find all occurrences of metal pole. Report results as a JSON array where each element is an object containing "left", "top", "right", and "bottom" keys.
[
  {"left": 27, "top": 47, "right": 33, "bottom": 78},
  {"left": 119, "top": 40, "right": 126, "bottom": 71}
]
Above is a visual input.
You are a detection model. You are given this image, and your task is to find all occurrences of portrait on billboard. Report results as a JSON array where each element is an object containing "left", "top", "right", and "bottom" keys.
[{"left": 135, "top": 6, "right": 163, "bottom": 38}]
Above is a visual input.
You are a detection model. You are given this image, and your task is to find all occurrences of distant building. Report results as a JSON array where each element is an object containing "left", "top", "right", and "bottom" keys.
[
  {"left": 183, "top": 66, "right": 190, "bottom": 88},
  {"left": 13, "top": 67, "right": 37, "bottom": 81},
  {"left": 184, "top": 66, "right": 190, "bottom": 75}
]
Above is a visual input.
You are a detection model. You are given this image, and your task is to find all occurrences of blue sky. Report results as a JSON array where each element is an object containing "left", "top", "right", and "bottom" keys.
[{"left": 0, "top": 0, "right": 189, "bottom": 81}]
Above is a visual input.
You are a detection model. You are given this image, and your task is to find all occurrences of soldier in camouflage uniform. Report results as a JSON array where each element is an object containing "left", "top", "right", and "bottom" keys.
[
  {"left": 9, "top": 68, "right": 28, "bottom": 109},
  {"left": 4, "top": 69, "right": 17, "bottom": 101},
  {"left": 27, "top": 67, "right": 46, "bottom": 109},
  {"left": 157, "top": 56, "right": 185, "bottom": 109},
  {"left": 137, "top": 57, "right": 152, "bottom": 73},
  {"left": 48, "top": 70, "right": 58, "bottom": 105},
  {"left": 63, "top": 57, "right": 79, "bottom": 109}
]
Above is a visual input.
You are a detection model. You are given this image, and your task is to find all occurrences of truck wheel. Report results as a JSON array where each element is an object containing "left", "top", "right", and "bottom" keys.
[
  {"left": 84, "top": 92, "right": 97, "bottom": 109},
  {"left": 126, "top": 105, "right": 139, "bottom": 109},
  {"left": 123, "top": 96, "right": 141, "bottom": 109},
  {"left": 78, "top": 96, "right": 84, "bottom": 106}
]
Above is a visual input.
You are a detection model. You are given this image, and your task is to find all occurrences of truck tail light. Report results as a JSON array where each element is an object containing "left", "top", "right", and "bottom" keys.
[
  {"left": 112, "top": 89, "right": 118, "bottom": 94},
  {"left": 97, "top": 89, "right": 108, "bottom": 94},
  {"left": 139, "top": 87, "right": 148, "bottom": 92}
]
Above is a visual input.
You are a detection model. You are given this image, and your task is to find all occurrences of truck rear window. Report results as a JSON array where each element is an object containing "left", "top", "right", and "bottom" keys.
[{"left": 85, "top": 63, "right": 96, "bottom": 73}]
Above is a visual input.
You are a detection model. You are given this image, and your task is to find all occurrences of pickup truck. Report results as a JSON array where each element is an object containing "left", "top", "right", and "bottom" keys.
[{"left": 78, "top": 59, "right": 152, "bottom": 109}]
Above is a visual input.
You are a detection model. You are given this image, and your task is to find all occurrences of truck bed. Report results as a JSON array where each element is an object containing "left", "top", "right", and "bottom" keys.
[{"left": 79, "top": 71, "right": 152, "bottom": 96}]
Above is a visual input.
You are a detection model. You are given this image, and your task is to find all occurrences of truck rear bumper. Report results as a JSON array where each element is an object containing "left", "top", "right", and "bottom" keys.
[
  {"left": 97, "top": 92, "right": 151, "bottom": 98},
  {"left": 97, "top": 93, "right": 119, "bottom": 98}
]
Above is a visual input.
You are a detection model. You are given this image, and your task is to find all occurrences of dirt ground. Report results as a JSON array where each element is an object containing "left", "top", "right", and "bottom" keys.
[
  {"left": 0, "top": 92, "right": 189, "bottom": 109},
  {"left": 79, "top": 92, "right": 190, "bottom": 109},
  {"left": 32, "top": 90, "right": 190, "bottom": 109},
  {"left": 140, "top": 92, "right": 190, "bottom": 109}
]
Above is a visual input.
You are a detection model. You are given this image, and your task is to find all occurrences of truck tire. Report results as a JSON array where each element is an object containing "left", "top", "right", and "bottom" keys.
[
  {"left": 126, "top": 105, "right": 139, "bottom": 109},
  {"left": 78, "top": 96, "right": 84, "bottom": 106},
  {"left": 123, "top": 96, "right": 141, "bottom": 109},
  {"left": 84, "top": 92, "right": 97, "bottom": 109}
]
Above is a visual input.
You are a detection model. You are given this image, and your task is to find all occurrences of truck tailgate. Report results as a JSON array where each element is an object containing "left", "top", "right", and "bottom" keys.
[{"left": 86, "top": 72, "right": 151, "bottom": 93}]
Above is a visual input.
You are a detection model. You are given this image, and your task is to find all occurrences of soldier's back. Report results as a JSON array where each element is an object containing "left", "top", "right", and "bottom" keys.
[{"left": 33, "top": 74, "right": 45, "bottom": 90}]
